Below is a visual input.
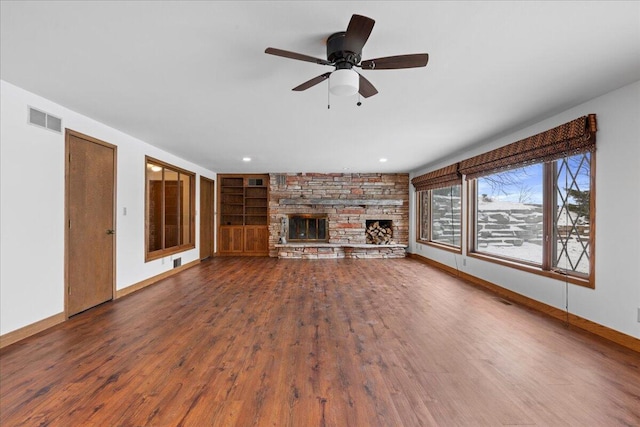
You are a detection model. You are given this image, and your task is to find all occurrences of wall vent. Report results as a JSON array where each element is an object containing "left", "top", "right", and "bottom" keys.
[
  {"left": 28, "top": 106, "right": 62, "bottom": 133},
  {"left": 276, "top": 174, "right": 286, "bottom": 187},
  {"left": 173, "top": 258, "right": 182, "bottom": 268}
]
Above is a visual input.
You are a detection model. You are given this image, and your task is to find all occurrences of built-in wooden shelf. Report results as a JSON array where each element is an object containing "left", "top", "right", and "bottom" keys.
[{"left": 218, "top": 174, "right": 269, "bottom": 256}]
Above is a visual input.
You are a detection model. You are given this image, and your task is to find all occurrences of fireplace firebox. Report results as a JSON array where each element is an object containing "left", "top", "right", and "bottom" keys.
[{"left": 288, "top": 215, "right": 328, "bottom": 242}]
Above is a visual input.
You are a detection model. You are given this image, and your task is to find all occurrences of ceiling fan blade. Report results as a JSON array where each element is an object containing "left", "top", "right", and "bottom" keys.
[
  {"left": 361, "top": 54, "right": 429, "bottom": 70},
  {"left": 358, "top": 73, "right": 378, "bottom": 98},
  {"left": 292, "top": 72, "right": 332, "bottom": 91},
  {"left": 343, "top": 14, "right": 375, "bottom": 53},
  {"left": 265, "top": 47, "right": 332, "bottom": 66}
]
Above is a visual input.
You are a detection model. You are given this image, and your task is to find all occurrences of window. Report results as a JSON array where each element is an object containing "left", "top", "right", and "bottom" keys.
[
  {"left": 417, "top": 185, "right": 462, "bottom": 249},
  {"left": 145, "top": 156, "right": 195, "bottom": 261},
  {"left": 553, "top": 153, "right": 592, "bottom": 275},
  {"left": 475, "top": 163, "right": 543, "bottom": 265},
  {"left": 413, "top": 164, "right": 462, "bottom": 250},
  {"left": 462, "top": 115, "right": 597, "bottom": 287}
]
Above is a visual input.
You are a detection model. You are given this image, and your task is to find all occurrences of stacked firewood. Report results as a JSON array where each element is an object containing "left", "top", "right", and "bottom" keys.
[{"left": 366, "top": 221, "right": 393, "bottom": 245}]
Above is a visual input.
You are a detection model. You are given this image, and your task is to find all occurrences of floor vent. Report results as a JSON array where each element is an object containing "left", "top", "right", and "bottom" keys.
[
  {"left": 28, "top": 106, "right": 62, "bottom": 133},
  {"left": 498, "top": 299, "right": 513, "bottom": 306}
]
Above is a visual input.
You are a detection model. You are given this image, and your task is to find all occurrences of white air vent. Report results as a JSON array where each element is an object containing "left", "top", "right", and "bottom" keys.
[
  {"left": 28, "top": 106, "right": 62, "bottom": 133},
  {"left": 248, "top": 178, "right": 264, "bottom": 186}
]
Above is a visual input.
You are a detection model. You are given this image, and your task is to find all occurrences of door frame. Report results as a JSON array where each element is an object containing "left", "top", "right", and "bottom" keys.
[
  {"left": 199, "top": 175, "right": 215, "bottom": 259},
  {"left": 64, "top": 129, "right": 117, "bottom": 318}
]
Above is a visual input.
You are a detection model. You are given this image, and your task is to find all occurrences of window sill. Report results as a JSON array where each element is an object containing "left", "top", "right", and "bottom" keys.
[
  {"left": 467, "top": 251, "right": 594, "bottom": 289},
  {"left": 145, "top": 244, "right": 195, "bottom": 263},
  {"left": 416, "top": 239, "right": 462, "bottom": 254}
]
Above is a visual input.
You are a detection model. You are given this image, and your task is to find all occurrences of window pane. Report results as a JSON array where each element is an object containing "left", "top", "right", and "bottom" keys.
[
  {"left": 180, "top": 173, "right": 191, "bottom": 245},
  {"left": 476, "top": 164, "right": 543, "bottom": 264},
  {"left": 431, "top": 185, "right": 461, "bottom": 247},
  {"left": 554, "top": 153, "right": 591, "bottom": 275},
  {"left": 147, "top": 164, "right": 163, "bottom": 252},
  {"left": 418, "top": 191, "right": 429, "bottom": 241},
  {"left": 164, "top": 169, "right": 179, "bottom": 248}
]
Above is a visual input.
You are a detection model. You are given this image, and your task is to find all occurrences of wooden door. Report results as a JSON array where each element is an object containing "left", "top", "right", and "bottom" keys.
[
  {"left": 200, "top": 176, "right": 215, "bottom": 259},
  {"left": 66, "top": 130, "right": 116, "bottom": 316}
]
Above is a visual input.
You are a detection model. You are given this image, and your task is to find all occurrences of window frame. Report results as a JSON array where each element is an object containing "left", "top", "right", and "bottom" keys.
[
  {"left": 467, "top": 153, "right": 595, "bottom": 288},
  {"left": 415, "top": 184, "right": 462, "bottom": 254},
  {"left": 145, "top": 156, "right": 196, "bottom": 262}
]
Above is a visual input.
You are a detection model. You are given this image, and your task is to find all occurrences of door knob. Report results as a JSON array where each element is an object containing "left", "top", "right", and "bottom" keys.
[{"left": 106, "top": 229, "right": 115, "bottom": 235}]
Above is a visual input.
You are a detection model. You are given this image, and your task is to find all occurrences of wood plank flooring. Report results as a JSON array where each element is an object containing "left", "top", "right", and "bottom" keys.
[{"left": 1, "top": 257, "right": 639, "bottom": 426}]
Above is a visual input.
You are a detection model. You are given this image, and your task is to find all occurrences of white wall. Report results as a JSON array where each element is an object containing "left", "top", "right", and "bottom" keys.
[
  {"left": 409, "top": 80, "right": 640, "bottom": 339},
  {"left": 0, "top": 80, "right": 217, "bottom": 335}
]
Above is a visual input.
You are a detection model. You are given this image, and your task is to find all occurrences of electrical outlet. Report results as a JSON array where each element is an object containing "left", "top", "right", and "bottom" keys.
[{"left": 463, "top": 258, "right": 467, "bottom": 267}]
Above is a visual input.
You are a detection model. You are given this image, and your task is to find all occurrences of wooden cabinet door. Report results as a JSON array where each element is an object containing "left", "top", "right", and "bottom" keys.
[
  {"left": 219, "top": 226, "right": 244, "bottom": 254},
  {"left": 244, "top": 226, "right": 269, "bottom": 255}
]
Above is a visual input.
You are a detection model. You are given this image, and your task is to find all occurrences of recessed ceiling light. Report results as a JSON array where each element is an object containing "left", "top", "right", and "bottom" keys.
[
  {"left": 379, "top": 158, "right": 388, "bottom": 163},
  {"left": 242, "top": 157, "right": 251, "bottom": 162}
]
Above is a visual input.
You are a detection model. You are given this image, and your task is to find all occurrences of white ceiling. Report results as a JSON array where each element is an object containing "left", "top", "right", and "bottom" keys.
[{"left": 2, "top": 1, "right": 639, "bottom": 174}]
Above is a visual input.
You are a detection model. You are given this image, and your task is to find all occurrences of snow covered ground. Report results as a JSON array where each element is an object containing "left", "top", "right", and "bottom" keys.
[{"left": 476, "top": 200, "right": 589, "bottom": 274}]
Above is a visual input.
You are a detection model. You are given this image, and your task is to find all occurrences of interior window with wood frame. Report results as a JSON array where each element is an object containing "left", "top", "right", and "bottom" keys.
[
  {"left": 462, "top": 115, "right": 597, "bottom": 287},
  {"left": 145, "top": 156, "right": 195, "bottom": 261}
]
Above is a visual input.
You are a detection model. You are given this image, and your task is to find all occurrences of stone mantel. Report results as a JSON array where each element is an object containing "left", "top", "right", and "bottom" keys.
[{"left": 278, "top": 198, "right": 404, "bottom": 206}]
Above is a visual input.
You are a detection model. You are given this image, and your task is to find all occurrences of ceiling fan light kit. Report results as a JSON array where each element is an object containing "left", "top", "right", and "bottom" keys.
[
  {"left": 265, "top": 14, "right": 429, "bottom": 102},
  {"left": 330, "top": 69, "right": 359, "bottom": 96}
]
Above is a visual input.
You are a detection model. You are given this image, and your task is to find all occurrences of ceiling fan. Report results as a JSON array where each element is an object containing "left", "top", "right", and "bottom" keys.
[{"left": 265, "top": 14, "right": 429, "bottom": 99}]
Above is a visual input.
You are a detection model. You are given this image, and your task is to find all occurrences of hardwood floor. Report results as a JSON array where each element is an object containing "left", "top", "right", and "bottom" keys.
[{"left": 1, "top": 257, "right": 639, "bottom": 426}]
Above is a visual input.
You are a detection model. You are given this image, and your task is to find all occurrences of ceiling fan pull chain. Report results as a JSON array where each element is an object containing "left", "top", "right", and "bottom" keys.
[{"left": 327, "top": 83, "right": 331, "bottom": 109}]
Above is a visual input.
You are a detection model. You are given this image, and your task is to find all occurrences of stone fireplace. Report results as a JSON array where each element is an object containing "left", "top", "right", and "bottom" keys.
[{"left": 269, "top": 173, "right": 409, "bottom": 258}]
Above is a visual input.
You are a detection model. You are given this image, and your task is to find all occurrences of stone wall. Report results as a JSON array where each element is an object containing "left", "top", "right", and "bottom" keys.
[{"left": 268, "top": 173, "right": 409, "bottom": 257}]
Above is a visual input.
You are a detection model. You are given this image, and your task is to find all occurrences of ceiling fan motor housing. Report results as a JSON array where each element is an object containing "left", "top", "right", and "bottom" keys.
[
  {"left": 327, "top": 32, "right": 361, "bottom": 69},
  {"left": 264, "top": 14, "right": 428, "bottom": 98}
]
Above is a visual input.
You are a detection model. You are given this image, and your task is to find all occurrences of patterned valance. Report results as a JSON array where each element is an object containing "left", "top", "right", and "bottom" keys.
[
  {"left": 458, "top": 114, "right": 597, "bottom": 179},
  {"left": 411, "top": 163, "right": 461, "bottom": 191}
]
